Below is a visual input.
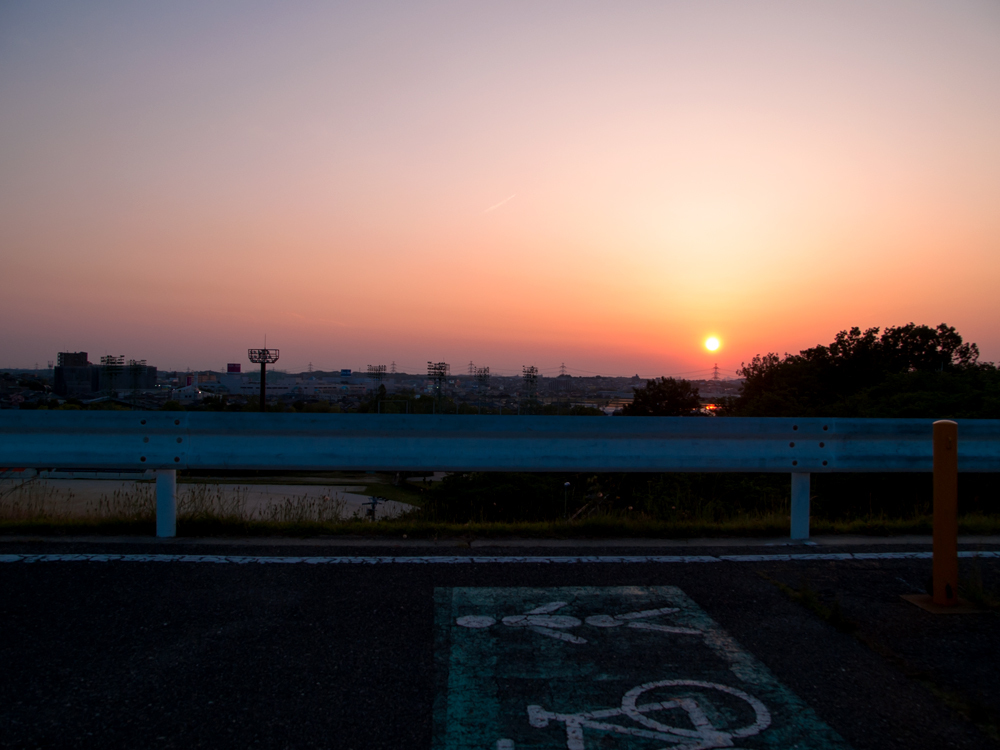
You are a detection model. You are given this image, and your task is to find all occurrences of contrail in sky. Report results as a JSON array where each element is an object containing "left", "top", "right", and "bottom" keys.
[{"left": 484, "top": 193, "right": 516, "bottom": 213}]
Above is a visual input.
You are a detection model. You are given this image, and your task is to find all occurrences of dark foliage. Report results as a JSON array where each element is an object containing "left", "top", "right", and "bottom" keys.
[
  {"left": 809, "top": 472, "right": 1000, "bottom": 520},
  {"left": 421, "top": 472, "right": 794, "bottom": 524},
  {"left": 419, "top": 469, "right": 1000, "bottom": 525},
  {"left": 422, "top": 472, "right": 575, "bottom": 522},
  {"left": 721, "top": 323, "right": 1000, "bottom": 418},
  {"left": 623, "top": 377, "right": 702, "bottom": 416}
]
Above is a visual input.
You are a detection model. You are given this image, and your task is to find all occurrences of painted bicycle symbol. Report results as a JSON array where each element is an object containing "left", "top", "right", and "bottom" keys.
[
  {"left": 456, "top": 601, "right": 702, "bottom": 644},
  {"left": 526, "top": 679, "right": 771, "bottom": 750}
]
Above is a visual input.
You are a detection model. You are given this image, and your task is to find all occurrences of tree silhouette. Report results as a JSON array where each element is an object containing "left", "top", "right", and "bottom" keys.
[
  {"left": 623, "top": 377, "right": 702, "bottom": 416},
  {"left": 723, "top": 323, "right": 998, "bottom": 418}
]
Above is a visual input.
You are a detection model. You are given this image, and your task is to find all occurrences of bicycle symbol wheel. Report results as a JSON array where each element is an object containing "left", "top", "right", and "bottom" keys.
[{"left": 620, "top": 679, "right": 771, "bottom": 741}]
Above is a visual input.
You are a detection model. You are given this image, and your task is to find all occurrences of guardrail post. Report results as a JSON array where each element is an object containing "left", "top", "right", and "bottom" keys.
[
  {"left": 790, "top": 472, "right": 811, "bottom": 540},
  {"left": 156, "top": 469, "right": 176, "bottom": 538},
  {"left": 933, "top": 420, "right": 959, "bottom": 606}
]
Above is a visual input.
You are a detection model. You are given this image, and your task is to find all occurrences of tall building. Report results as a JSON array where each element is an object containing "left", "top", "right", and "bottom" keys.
[
  {"left": 52, "top": 352, "right": 157, "bottom": 397},
  {"left": 57, "top": 352, "right": 89, "bottom": 367},
  {"left": 53, "top": 352, "right": 98, "bottom": 397}
]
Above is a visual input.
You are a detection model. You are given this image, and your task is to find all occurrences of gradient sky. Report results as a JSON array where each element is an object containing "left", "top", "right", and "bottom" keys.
[{"left": 2, "top": 1, "right": 999, "bottom": 377}]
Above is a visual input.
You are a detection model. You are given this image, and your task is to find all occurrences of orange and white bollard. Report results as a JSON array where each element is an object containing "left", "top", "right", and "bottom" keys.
[{"left": 932, "top": 420, "right": 959, "bottom": 607}]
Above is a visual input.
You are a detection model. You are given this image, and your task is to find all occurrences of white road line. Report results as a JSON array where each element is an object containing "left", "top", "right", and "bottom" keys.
[{"left": 0, "top": 551, "right": 998, "bottom": 565}]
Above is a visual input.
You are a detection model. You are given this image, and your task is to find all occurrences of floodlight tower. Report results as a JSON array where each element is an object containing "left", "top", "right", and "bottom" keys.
[
  {"left": 522, "top": 365, "right": 538, "bottom": 412},
  {"left": 427, "top": 361, "right": 450, "bottom": 404},
  {"left": 248, "top": 347, "right": 280, "bottom": 412},
  {"left": 474, "top": 366, "right": 491, "bottom": 414},
  {"left": 367, "top": 364, "right": 387, "bottom": 393}
]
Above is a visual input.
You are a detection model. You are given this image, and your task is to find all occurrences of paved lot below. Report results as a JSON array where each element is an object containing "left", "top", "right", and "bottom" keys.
[{"left": 1, "top": 538, "right": 998, "bottom": 749}]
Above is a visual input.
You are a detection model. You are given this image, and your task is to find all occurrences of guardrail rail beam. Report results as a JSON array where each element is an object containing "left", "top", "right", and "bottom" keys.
[{"left": 3, "top": 413, "right": 999, "bottom": 540}]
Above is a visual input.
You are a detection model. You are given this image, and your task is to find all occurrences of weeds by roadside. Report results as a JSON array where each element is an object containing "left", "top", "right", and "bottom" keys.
[
  {"left": 6, "top": 475, "right": 1000, "bottom": 538},
  {"left": 0, "top": 479, "right": 69, "bottom": 520},
  {"left": 5, "top": 512, "right": 1000, "bottom": 539},
  {"left": 0, "top": 480, "right": 372, "bottom": 527},
  {"left": 757, "top": 573, "right": 857, "bottom": 634},
  {"left": 88, "top": 484, "right": 155, "bottom": 521},
  {"left": 259, "top": 491, "right": 354, "bottom": 524}
]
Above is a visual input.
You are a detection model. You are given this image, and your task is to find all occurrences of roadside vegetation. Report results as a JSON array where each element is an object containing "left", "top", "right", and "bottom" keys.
[
  {"left": 3, "top": 467, "right": 1000, "bottom": 538},
  {"left": 4, "top": 322, "right": 1000, "bottom": 537}
]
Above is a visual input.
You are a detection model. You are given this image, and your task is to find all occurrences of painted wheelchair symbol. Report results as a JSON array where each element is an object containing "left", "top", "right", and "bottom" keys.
[
  {"left": 526, "top": 679, "right": 771, "bottom": 750},
  {"left": 456, "top": 601, "right": 702, "bottom": 644}
]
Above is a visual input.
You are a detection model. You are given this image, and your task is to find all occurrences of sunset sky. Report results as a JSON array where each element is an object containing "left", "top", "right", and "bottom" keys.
[{"left": 2, "top": 1, "right": 999, "bottom": 377}]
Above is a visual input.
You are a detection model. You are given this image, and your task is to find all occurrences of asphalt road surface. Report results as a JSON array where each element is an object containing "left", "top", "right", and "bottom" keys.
[{"left": 2, "top": 538, "right": 999, "bottom": 749}]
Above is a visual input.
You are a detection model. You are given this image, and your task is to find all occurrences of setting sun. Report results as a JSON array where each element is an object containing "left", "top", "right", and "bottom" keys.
[{"left": 705, "top": 337, "right": 720, "bottom": 352}]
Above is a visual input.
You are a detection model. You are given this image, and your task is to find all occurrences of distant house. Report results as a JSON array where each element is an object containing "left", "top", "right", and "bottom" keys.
[{"left": 170, "top": 385, "right": 204, "bottom": 404}]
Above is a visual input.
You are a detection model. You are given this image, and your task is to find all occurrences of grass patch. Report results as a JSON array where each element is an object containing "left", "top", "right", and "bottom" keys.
[
  {"left": 758, "top": 573, "right": 857, "bottom": 634},
  {"left": 4, "top": 512, "right": 1000, "bottom": 539},
  {"left": 358, "top": 483, "right": 426, "bottom": 506},
  {"left": 5, "top": 473, "right": 1000, "bottom": 538}
]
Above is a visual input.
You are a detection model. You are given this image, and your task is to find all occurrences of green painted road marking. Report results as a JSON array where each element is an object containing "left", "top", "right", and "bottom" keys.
[{"left": 434, "top": 586, "right": 851, "bottom": 749}]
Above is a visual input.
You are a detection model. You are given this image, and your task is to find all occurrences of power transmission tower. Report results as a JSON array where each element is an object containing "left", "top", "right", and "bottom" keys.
[
  {"left": 390, "top": 361, "right": 397, "bottom": 374},
  {"left": 713, "top": 363, "right": 720, "bottom": 381},
  {"left": 468, "top": 361, "right": 475, "bottom": 376},
  {"left": 559, "top": 362, "right": 567, "bottom": 377}
]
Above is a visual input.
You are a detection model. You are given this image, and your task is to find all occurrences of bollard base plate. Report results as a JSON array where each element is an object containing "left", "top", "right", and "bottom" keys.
[{"left": 900, "top": 594, "right": 980, "bottom": 614}]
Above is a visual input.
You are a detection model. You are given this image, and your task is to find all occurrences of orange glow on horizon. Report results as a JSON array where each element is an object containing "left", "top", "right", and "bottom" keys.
[{"left": 1, "top": 3, "right": 999, "bottom": 373}]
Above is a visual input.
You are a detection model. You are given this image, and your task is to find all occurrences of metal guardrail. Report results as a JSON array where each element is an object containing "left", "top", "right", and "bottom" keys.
[{"left": 2, "top": 413, "right": 998, "bottom": 539}]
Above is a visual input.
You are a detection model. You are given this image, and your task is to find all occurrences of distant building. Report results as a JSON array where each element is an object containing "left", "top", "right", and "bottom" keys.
[
  {"left": 219, "top": 371, "right": 243, "bottom": 393},
  {"left": 52, "top": 351, "right": 157, "bottom": 397},
  {"left": 170, "top": 384, "right": 204, "bottom": 404},
  {"left": 57, "top": 352, "right": 89, "bottom": 368},
  {"left": 53, "top": 352, "right": 98, "bottom": 397}
]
